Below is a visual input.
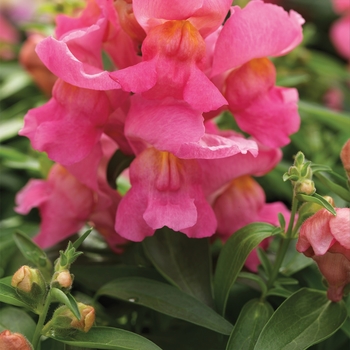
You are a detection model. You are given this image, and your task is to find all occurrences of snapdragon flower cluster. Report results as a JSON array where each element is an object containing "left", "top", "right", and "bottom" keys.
[{"left": 15, "top": 0, "right": 304, "bottom": 259}]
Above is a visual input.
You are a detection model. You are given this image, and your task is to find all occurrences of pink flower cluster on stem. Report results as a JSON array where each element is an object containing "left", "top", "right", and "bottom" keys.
[{"left": 15, "top": 0, "right": 303, "bottom": 259}]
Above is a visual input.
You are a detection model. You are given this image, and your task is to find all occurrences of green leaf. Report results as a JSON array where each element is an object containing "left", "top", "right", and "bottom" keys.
[
  {"left": 0, "top": 306, "right": 36, "bottom": 341},
  {"left": 72, "top": 265, "right": 164, "bottom": 292},
  {"left": 96, "top": 277, "right": 233, "bottom": 335},
  {"left": 226, "top": 299, "right": 274, "bottom": 350},
  {"left": 298, "top": 100, "right": 350, "bottom": 131},
  {"left": 143, "top": 228, "right": 214, "bottom": 307},
  {"left": 265, "top": 287, "right": 293, "bottom": 299},
  {"left": 213, "top": 223, "right": 276, "bottom": 316},
  {"left": 71, "top": 227, "right": 93, "bottom": 250},
  {"left": 13, "top": 231, "right": 52, "bottom": 280},
  {"left": 254, "top": 288, "right": 348, "bottom": 350},
  {"left": 0, "top": 282, "right": 36, "bottom": 312},
  {"left": 47, "top": 326, "right": 162, "bottom": 350},
  {"left": 296, "top": 193, "right": 336, "bottom": 215},
  {"left": 314, "top": 172, "right": 350, "bottom": 202},
  {"left": 51, "top": 288, "right": 81, "bottom": 320}
]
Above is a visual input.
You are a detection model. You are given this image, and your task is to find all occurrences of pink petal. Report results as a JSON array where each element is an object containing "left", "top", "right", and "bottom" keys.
[
  {"left": 232, "top": 87, "right": 300, "bottom": 148},
  {"left": 199, "top": 143, "right": 282, "bottom": 196},
  {"left": 36, "top": 36, "right": 119, "bottom": 90},
  {"left": 15, "top": 180, "right": 51, "bottom": 215},
  {"left": 297, "top": 209, "right": 335, "bottom": 255},
  {"left": 125, "top": 95, "right": 204, "bottom": 155},
  {"left": 175, "top": 133, "right": 258, "bottom": 159},
  {"left": 20, "top": 80, "right": 111, "bottom": 165},
  {"left": 133, "top": 0, "right": 203, "bottom": 32},
  {"left": 212, "top": 1, "right": 304, "bottom": 75},
  {"left": 329, "top": 208, "right": 350, "bottom": 249}
]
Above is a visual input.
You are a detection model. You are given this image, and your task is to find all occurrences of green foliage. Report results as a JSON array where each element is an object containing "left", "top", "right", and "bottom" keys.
[
  {"left": 213, "top": 223, "right": 277, "bottom": 315},
  {"left": 96, "top": 277, "right": 233, "bottom": 335},
  {"left": 255, "top": 289, "right": 348, "bottom": 350}
]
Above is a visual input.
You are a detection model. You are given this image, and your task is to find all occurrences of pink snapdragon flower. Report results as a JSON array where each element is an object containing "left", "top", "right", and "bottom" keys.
[
  {"left": 36, "top": 0, "right": 140, "bottom": 90},
  {"left": 115, "top": 147, "right": 217, "bottom": 241},
  {"left": 213, "top": 175, "right": 290, "bottom": 272},
  {"left": 211, "top": 0, "right": 304, "bottom": 147},
  {"left": 296, "top": 208, "right": 350, "bottom": 302},
  {"left": 110, "top": 0, "right": 229, "bottom": 112},
  {"left": 19, "top": 79, "right": 127, "bottom": 166},
  {"left": 15, "top": 163, "right": 127, "bottom": 251}
]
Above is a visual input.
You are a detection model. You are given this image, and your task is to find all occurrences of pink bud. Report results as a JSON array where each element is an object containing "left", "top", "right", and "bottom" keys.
[
  {"left": 0, "top": 330, "right": 32, "bottom": 350},
  {"left": 340, "top": 139, "right": 350, "bottom": 180}
]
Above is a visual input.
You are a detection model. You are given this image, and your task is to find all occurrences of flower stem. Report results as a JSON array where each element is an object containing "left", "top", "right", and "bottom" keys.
[
  {"left": 267, "top": 197, "right": 299, "bottom": 289},
  {"left": 32, "top": 290, "right": 52, "bottom": 349}
]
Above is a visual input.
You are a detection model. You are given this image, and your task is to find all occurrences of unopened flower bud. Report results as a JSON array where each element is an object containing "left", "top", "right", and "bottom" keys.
[
  {"left": 0, "top": 330, "right": 33, "bottom": 350},
  {"left": 11, "top": 266, "right": 47, "bottom": 307},
  {"left": 340, "top": 139, "right": 350, "bottom": 181},
  {"left": 51, "top": 270, "right": 73, "bottom": 290},
  {"left": 43, "top": 303, "right": 95, "bottom": 337},
  {"left": 295, "top": 179, "right": 316, "bottom": 195}
]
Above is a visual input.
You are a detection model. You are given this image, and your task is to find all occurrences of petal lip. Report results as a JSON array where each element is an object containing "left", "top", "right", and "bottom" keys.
[{"left": 36, "top": 37, "right": 120, "bottom": 90}]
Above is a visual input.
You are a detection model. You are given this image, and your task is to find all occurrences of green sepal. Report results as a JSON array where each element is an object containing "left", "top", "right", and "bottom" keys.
[
  {"left": 296, "top": 193, "right": 336, "bottom": 215},
  {"left": 0, "top": 281, "right": 38, "bottom": 312},
  {"left": 51, "top": 288, "right": 81, "bottom": 320}
]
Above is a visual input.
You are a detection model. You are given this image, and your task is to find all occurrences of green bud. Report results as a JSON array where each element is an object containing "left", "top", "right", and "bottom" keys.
[
  {"left": 294, "top": 151, "right": 305, "bottom": 167},
  {"left": 11, "top": 266, "right": 47, "bottom": 309},
  {"left": 295, "top": 179, "right": 316, "bottom": 196},
  {"left": 43, "top": 303, "right": 95, "bottom": 337}
]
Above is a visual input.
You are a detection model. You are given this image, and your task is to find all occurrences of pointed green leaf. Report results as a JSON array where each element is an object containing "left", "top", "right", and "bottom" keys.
[
  {"left": 226, "top": 299, "right": 274, "bottom": 350},
  {"left": 0, "top": 282, "right": 36, "bottom": 311},
  {"left": 51, "top": 288, "right": 81, "bottom": 320},
  {"left": 47, "top": 326, "right": 162, "bottom": 350},
  {"left": 314, "top": 172, "right": 350, "bottom": 202},
  {"left": 254, "top": 288, "right": 348, "bottom": 350},
  {"left": 96, "top": 277, "right": 233, "bottom": 335},
  {"left": 143, "top": 228, "right": 214, "bottom": 307},
  {"left": 213, "top": 223, "right": 276, "bottom": 315},
  {"left": 299, "top": 100, "right": 350, "bottom": 131},
  {"left": 72, "top": 228, "right": 93, "bottom": 250},
  {"left": 296, "top": 193, "right": 336, "bottom": 215},
  {"left": 13, "top": 230, "right": 52, "bottom": 280}
]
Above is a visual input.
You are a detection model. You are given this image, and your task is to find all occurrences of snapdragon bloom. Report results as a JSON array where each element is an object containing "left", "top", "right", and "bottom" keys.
[
  {"left": 15, "top": 163, "right": 127, "bottom": 252},
  {"left": 296, "top": 208, "right": 350, "bottom": 302},
  {"left": 211, "top": 0, "right": 304, "bottom": 148},
  {"left": 110, "top": 0, "right": 230, "bottom": 112}
]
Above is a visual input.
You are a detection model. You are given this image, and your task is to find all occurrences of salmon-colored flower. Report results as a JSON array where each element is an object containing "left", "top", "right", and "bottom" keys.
[{"left": 296, "top": 208, "right": 350, "bottom": 302}]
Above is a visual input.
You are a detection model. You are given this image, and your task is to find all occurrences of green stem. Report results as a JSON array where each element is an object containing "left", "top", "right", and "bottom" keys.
[
  {"left": 32, "top": 290, "right": 52, "bottom": 349},
  {"left": 267, "top": 197, "right": 299, "bottom": 289}
]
